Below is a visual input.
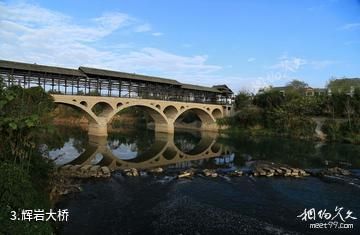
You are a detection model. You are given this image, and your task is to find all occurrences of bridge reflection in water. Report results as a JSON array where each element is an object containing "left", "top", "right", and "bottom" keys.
[{"left": 54, "top": 131, "right": 234, "bottom": 171}]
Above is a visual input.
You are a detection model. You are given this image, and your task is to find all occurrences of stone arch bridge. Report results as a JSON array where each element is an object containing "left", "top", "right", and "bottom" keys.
[
  {"left": 53, "top": 94, "right": 230, "bottom": 136},
  {"left": 0, "top": 59, "right": 234, "bottom": 136}
]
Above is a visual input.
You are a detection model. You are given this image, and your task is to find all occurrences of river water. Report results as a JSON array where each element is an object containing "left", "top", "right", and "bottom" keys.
[{"left": 42, "top": 126, "right": 360, "bottom": 235}]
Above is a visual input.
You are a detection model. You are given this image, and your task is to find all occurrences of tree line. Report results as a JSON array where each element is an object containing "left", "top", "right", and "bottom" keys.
[{"left": 219, "top": 79, "right": 360, "bottom": 144}]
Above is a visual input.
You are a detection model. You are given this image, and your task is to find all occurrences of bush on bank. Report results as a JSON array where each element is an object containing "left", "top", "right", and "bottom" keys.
[
  {"left": 0, "top": 161, "right": 53, "bottom": 235},
  {"left": 323, "top": 119, "right": 360, "bottom": 144},
  {"left": 0, "top": 83, "right": 56, "bottom": 234}
]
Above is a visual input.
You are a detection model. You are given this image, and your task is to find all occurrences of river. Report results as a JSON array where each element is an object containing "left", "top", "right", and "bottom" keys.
[{"left": 42, "top": 126, "right": 360, "bottom": 235}]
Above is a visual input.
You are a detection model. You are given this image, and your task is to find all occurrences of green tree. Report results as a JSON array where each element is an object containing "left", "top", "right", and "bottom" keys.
[
  {"left": 286, "top": 79, "right": 309, "bottom": 90},
  {"left": 327, "top": 77, "right": 360, "bottom": 93},
  {"left": 0, "top": 85, "right": 54, "bottom": 164},
  {"left": 234, "top": 91, "right": 252, "bottom": 110},
  {"left": 253, "top": 90, "right": 285, "bottom": 109}
]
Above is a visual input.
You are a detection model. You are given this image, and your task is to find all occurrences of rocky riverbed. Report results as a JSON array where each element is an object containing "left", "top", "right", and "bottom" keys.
[
  {"left": 55, "top": 160, "right": 356, "bottom": 181},
  {"left": 52, "top": 160, "right": 358, "bottom": 204}
]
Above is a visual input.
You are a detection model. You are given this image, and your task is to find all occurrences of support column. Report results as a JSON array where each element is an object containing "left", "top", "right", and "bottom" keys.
[
  {"left": 154, "top": 131, "right": 172, "bottom": 142},
  {"left": 155, "top": 121, "right": 174, "bottom": 134},
  {"left": 88, "top": 117, "right": 108, "bottom": 136},
  {"left": 88, "top": 135, "right": 108, "bottom": 146}
]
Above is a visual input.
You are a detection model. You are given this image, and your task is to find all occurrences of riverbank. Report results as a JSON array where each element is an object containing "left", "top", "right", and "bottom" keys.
[{"left": 219, "top": 116, "right": 360, "bottom": 145}]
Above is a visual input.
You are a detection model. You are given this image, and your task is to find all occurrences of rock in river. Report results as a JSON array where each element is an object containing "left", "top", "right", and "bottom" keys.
[{"left": 123, "top": 168, "right": 139, "bottom": 177}]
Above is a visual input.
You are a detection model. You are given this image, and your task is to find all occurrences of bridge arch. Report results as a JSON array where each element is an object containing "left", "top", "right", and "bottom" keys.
[
  {"left": 211, "top": 108, "right": 223, "bottom": 119},
  {"left": 91, "top": 101, "right": 114, "bottom": 117},
  {"left": 108, "top": 103, "right": 172, "bottom": 133},
  {"left": 54, "top": 100, "right": 100, "bottom": 124},
  {"left": 163, "top": 146, "right": 178, "bottom": 160},
  {"left": 174, "top": 107, "right": 216, "bottom": 128},
  {"left": 163, "top": 105, "right": 178, "bottom": 119},
  {"left": 80, "top": 101, "right": 88, "bottom": 107}
]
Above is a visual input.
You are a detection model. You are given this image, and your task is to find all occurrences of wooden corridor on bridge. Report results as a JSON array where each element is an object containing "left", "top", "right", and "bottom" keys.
[{"left": 0, "top": 60, "right": 234, "bottom": 105}]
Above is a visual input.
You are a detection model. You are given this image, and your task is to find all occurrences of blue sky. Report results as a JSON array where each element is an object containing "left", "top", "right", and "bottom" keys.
[{"left": 0, "top": 0, "right": 359, "bottom": 92}]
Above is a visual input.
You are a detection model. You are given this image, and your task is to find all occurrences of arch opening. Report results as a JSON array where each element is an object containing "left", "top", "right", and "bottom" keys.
[
  {"left": 163, "top": 105, "right": 178, "bottom": 119},
  {"left": 110, "top": 106, "right": 153, "bottom": 130},
  {"left": 109, "top": 104, "right": 169, "bottom": 133},
  {"left": 173, "top": 131, "right": 214, "bottom": 156},
  {"left": 174, "top": 108, "right": 214, "bottom": 130},
  {"left": 211, "top": 143, "right": 221, "bottom": 153},
  {"left": 91, "top": 102, "right": 114, "bottom": 117},
  {"left": 80, "top": 101, "right": 88, "bottom": 107},
  {"left": 163, "top": 146, "right": 177, "bottom": 160},
  {"left": 53, "top": 102, "right": 98, "bottom": 124},
  {"left": 174, "top": 131, "right": 201, "bottom": 154},
  {"left": 106, "top": 131, "right": 168, "bottom": 164},
  {"left": 212, "top": 108, "right": 222, "bottom": 119}
]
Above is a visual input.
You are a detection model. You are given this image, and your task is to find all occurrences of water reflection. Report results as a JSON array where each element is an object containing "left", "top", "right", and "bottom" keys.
[
  {"left": 45, "top": 129, "right": 232, "bottom": 170},
  {"left": 42, "top": 138, "right": 87, "bottom": 165},
  {"left": 218, "top": 134, "right": 360, "bottom": 169},
  {"left": 108, "top": 142, "right": 138, "bottom": 160},
  {"left": 42, "top": 126, "right": 360, "bottom": 170}
]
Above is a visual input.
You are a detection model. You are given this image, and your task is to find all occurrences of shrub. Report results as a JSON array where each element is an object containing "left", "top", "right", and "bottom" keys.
[{"left": 0, "top": 162, "right": 53, "bottom": 235}]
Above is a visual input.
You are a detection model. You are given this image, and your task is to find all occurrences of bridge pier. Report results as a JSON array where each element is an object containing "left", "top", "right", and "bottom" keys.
[
  {"left": 88, "top": 123, "right": 108, "bottom": 136},
  {"left": 154, "top": 122, "right": 174, "bottom": 134},
  {"left": 88, "top": 117, "right": 108, "bottom": 136},
  {"left": 88, "top": 119, "right": 176, "bottom": 137}
]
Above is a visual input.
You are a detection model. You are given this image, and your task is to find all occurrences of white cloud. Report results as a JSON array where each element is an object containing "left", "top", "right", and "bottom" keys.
[
  {"left": 269, "top": 56, "right": 307, "bottom": 72},
  {"left": 0, "top": 2, "right": 222, "bottom": 87},
  {"left": 247, "top": 57, "right": 256, "bottom": 62},
  {"left": 152, "top": 32, "right": 163, "bottom": 36},
  {"left": 93, "top": 12, "right": 132, "bottom": 33},
  {"left": 0, "top": 3, "right": 131, "bottom": 43},
  {"left": 0, "top": 2, "right": 69, "bottom": 26},
  {"left": 134, "top": 23, "right": 151, "bottom": 32},
  {"left": 234, "top": 72, "right": 297, "bottom": 93},
  {"left": 340, "top": 23, "right": 360, "bottom": 30},
  {"left": 87, "top": 47, "right": 221, "bottom": 76}
]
